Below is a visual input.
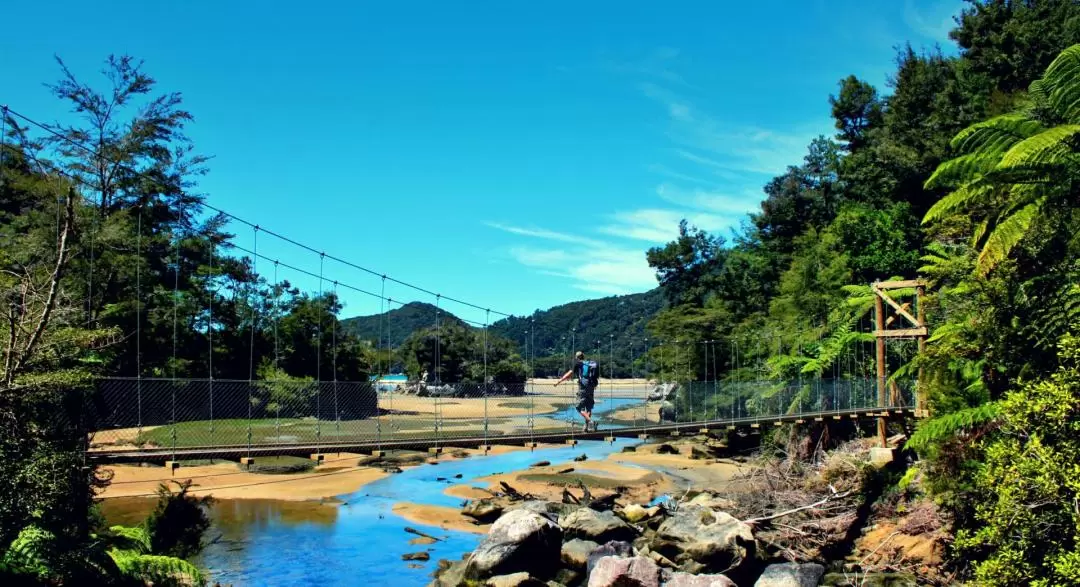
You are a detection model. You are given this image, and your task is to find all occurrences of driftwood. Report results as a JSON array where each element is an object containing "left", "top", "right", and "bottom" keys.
[
  {"left": 746, "top": 490, "right": 854, "bottom": 524},
  {"left": 404, "top": 527, "right": 442, "bottom": 542},
  {"left": 499, "top": 481, "right": 535, "bottom": 501}
]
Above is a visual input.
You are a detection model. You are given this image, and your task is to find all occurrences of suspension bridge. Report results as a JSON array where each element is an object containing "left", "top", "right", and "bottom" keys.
[{"left": 1, "top": 105, "right": 928, "bottom": 466}]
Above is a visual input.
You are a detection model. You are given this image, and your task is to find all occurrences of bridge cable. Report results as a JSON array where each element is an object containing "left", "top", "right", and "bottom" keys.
[
  {"left": 246, "top": 226, "right": 258, "bottom": 461},
  {"left": 170, "top": 199, "right": 183, "bottom": 466},
  {"left": 316, "top": 252, "right": 324, "bottom": 458},
  {"left": 376, "top": 277, "right": 386, "bottom": 454},
  {"left": 2, "top": 106, "right": 516, "bottom": 321},
  {"left": 332, "top": 280, "right": 340, "bottom": 436},
  {"left": 207, "top": 227, "right": 215, "bottom": 446},
  {"left": 482, "top": 309, "right": 489, "bottom": 450},
  {"left": 136, "top": 206, "right": 143, "bottom": 435},
  {"left": 271, "top": 260, "right": 282, "bottom": 442}
]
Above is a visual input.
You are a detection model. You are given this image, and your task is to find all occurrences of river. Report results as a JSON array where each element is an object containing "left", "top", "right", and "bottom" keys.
[{"left": 102, "top": 439, "right": 641, "bottom": 586}]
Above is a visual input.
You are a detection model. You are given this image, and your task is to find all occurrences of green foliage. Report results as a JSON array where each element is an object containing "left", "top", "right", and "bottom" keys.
[
  {"left": 950, "top": 334, "right": 1080, "bottom": 586},
  {"left": 145, "top": 480, "right": 214, "bottom": 560},
  {"left": 905, "top": 402, "right": 1002, "bottom": 453}
]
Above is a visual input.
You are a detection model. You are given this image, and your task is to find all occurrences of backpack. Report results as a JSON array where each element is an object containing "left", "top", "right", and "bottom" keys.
[{"left": 579, "top": 360, "right": 600, "bottom": 389}]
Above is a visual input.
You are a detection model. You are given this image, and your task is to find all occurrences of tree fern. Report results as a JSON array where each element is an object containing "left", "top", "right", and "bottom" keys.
[
  {"left": 996, "top": 124, "right": 1080, "bottom": 175},
  {"left": 905, "top": 402, "right": 1002, "bottom": 453},
  {"left": 1, "top": 526, "right": 55, "bottom": 579},
  {"left": 108, "top": 525, "right": 152, "bottom": 554},
  {"left": 976, "top": 198, "right": 1046, "bottom": 275},
  {"left": 108, "top": 548, "right": 205, "bottom": 587},
  {"left": 1039, "top": 43, "right": 1080, "bottom": 122}
]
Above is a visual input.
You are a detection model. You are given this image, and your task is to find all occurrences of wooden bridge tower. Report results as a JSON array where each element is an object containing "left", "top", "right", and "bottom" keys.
[{"left": 872, "top": 280, "right": 929, "bottom": 446}]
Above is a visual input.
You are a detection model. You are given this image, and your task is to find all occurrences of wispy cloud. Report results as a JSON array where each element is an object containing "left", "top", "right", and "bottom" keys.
[
  {"left": 491, "top": 225, "right": 658, "bottom": 294},
  {"left": 605, "top": 47, "right": 693, "bottom": 88}
]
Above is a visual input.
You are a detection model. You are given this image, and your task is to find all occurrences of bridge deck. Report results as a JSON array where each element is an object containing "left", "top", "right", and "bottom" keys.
[{"left": 89, "top": 407, "right": 917, "bottom": 463}]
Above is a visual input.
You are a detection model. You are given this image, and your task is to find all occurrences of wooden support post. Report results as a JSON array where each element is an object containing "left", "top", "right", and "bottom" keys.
[
  {"left": 916, "top": 283, "right": 928, "bottom": 417},
  {"left": 239, "top": 457, "right": 255, "bottom": 467},
  {"left": 164, "top": 460, "right": 180, "bottom": 471},
  {"left": 637, "top": 433, "right": 650, "bottom": 440},
  {"left": 565, "top": 439, "right": 578, "bottom": 446},
  {"left": 427, "top": 447, "right": 443, "bottom": 456},
  {"left": 875, "top": 290, "right": 887, "bottom": 448},
  {"left": 476, "top": 446, "right": 492, "bottom": 454},
  {"left": 368, "top": 450, "right": 386, "bottom": 458},
  {"left": 310, "top": 453, "right": 325, "bottom": 463}
]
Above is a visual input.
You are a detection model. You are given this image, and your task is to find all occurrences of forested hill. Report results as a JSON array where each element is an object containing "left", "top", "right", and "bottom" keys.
[
  {"left": 340, "top": 301, "right": 469, "bottom": 347},
  {"left": 489, "top": 288, "right": 666, "bottom": 376}
]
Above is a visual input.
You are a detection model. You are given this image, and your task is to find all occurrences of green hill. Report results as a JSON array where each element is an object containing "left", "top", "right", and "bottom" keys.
[
  {"left": 488, "top": 288, "right": 666, "bottom": 377},
  {"left": 340, "top": 301, "right": 468, "bottom": 347},
  {"left": 340, "top": 289, "right": 666, "bottom": 376}
]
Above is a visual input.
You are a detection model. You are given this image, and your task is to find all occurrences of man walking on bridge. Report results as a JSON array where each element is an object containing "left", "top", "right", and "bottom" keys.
[{"left": 555, "top": 351, "right": 599, "bottom": 432}]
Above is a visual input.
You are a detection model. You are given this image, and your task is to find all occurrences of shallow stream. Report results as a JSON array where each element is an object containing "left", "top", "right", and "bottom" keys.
[{"left": 103, "top": 439, "right": 639, "bottom": 586}]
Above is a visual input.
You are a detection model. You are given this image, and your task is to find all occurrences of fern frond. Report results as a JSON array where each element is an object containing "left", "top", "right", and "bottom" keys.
[
  {"left": 905, "top": 402, "right": 1002, "bottom": 453},
  {"left": 922, "top": 180, "right": 995, "bottom": 224},
  {"left": 923, "top": 153, "right": 1001, "bottom": 189},
  {"left": 996, "top": 124, "right": 1080, "bottom": 173},
  {"left": 1039, "top": 43, "right": 1080, "bottom": 122},
  {"left": 1, "top": 526, "right": 56, "bottom": 579},
  {"left": 949, "top": 113, "right": 1044, "bottom": 156},
  {"left": 108, "top": 549, "right": 205, "bottom": 587},
  {"left": 976, "top": 197, "right": 1045, "bottom": 275},
  {"left": 108, "top": 525, "right": 151, "bottom": 554}
]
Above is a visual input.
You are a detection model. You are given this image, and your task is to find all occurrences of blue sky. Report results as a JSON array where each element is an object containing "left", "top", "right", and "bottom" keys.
[{"left": 0, "top": 0, "right": 964, "bottom": 324}]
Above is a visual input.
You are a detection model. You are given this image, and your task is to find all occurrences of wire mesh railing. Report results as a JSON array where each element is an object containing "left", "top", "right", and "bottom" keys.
[{"left": 88, "top": 376, "right": 915, "bottom": 454}]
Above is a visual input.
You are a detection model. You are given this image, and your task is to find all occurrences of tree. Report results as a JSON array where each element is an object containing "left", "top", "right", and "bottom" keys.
[
  {"left": 923, "top": 44, "right": 1080, "bottom": 276},
  {"left": 829, "top": 75, "right": 883, "bottom": 151},
  {"left": 646, "top": 220, "right": 724, "bottom": 306}
]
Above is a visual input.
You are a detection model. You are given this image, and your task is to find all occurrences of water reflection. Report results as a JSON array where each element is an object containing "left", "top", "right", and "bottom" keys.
[{"left": 101, "top": 440, "right": 638, "bottom": 586}]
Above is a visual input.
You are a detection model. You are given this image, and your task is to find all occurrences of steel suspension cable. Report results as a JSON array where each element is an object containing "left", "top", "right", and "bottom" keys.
[
  {"left": 2, "top": 106, "right": 517, "bottom": 320},
  {"left": 482, "top": 309, "right": 489, "bottom": 450},
  {"left": 170, "top": 201, "right": 182, "bottom": 463},
  {"left": 316, "top": 253, "right": 324, "bottom": 457},
  {"left": 246, "top": 226, "right": 258, "bottom": 460},
  {"left": 136, "top": 206, "right": 143, "bottom": 435},
  {"left": 332, "top": 280, "right": 340, "bottom": 434},
  {"left": 207, "top": 229, "right": 214, "bottom": 445}
]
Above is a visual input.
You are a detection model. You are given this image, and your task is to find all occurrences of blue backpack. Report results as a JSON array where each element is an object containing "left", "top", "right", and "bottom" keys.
[{"left": 579, "top": 360, "right": 600, "bottom": 389}]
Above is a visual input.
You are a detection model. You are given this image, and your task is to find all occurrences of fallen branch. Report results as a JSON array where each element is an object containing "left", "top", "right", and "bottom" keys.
[
  {"left": 746, "top": 490, "right": 853, "bottom": 524},
  {"left": 404, "top": 527, "right": 443, "bottom": 542}
]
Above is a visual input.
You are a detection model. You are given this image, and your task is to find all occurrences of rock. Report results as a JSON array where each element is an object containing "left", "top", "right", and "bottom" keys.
[
  {"left": 463, "top": 499, "right": 504, "bottom": 523},
  {"left": 686, "top": 492, "right": 737, "bottom": 512},
  {"left": 586, "top": 541, "right": 634, "bottom": 577},
  {"left": 665, "top": 572, "right": 737, "bottom": 587},
  {"left": 511, "top": 500, "right": 577, "bottom": 519},
  {"left": 532, "top": 460, "right": 551, "bottom": 468},
  {"left": 621, "top": 504, "right": 660, "bottom": 523},
  {"left": 587, "top": 556, "right": 660, "bottom": 587},
  {"left": 754, "top": 562, "right": 825, "bottom": 587},
  {"left": 553, "top": 568, "right": 581, "bottom": 586},
  {"left": 432, "top": 560, "right": 468, "bottom": 587},
  {"left": 560, "top": 508, "right": 637, "bottom": 543},
  {"left": 485, "top": 572, "right": 547, "bottom": 587},
  {"left": 574, "top": 454, "right": 588, "bottom": 462},
  {"left": 464, "top": 509, "right": 563, "bottom": 580},
  {"left": 561, "top": 538, "right": 600, "bottom": 570},
  {"left": 659, "top": 402, "right": 676, "bottom": 422},
  {"left": 402, "top": 551, "right": 430, "bottom": 561},
  {"left": 689, "top": 446, "right": 711, "bottom": 460},
  {"left": 649, "top": 505, "right": 756, "bottom": 574}
]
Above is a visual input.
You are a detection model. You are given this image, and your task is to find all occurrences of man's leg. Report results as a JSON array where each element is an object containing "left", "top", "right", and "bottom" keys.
[{"left": 577, "top": 390, "right": 592, "bottom": 431}]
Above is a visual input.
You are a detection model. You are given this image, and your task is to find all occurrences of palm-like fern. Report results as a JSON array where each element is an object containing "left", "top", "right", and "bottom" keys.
[
  {"left": 905, "top": 401, "right": 1002, "bottom": 453},
  {"left": 923, "top": 44, "right": 1080, "bottom": 275}
]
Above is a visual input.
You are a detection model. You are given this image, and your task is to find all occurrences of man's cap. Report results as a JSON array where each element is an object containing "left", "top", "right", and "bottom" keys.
[{"left": 575, "top": 351, "right": 584, "bottom": 359}]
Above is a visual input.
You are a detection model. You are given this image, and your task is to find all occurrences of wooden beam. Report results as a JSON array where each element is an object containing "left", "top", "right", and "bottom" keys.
[
  {"left": 885, "top": 302, "right": 911, "bottom": 327},
  {"left": 874, "top": 327, "right": 929, "bottom": 338},
  {"left": 875, "top": 279, "right": 923, "bottom": 289},
  {"left": 874, "top": 286, "right": 920, "bottom": 326}
]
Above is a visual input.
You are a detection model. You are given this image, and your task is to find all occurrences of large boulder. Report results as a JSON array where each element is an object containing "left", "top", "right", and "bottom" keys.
[
  {"left": 754, "top": 562, "right": 825, "bottom": 587},
  {"left": 648, "top": 505, "right": 756, "bottom": 574},
  {"left": 586, "top": 540, "right": 634, "bottom": 577},
  {"left": 587, "top": 556, "right": 660, "bottom": 587},
  {"left": 561, "top": 538, "right": 600, "bottom": 570},
  {"left": 560, "top": 508, "right": 637, "bottom": 543},
  {"left": 464, "top": 509, "right": 563, "bottom": 580},
  {"left": 659, "top": 401, "right": 676, "bottom": 422},
  {"left": 463, "top": 499, "right": 504, "bottom": 523},
  {"left": 686, "top": 492, "right": 737, "bottom": 513},
  {"left": 664, "top": 572, "right": 737, "bottom": 587},
  {"left": 511, "top": 500, "right": 578, "bottom": 519},
  {"left": 485, "top": 572, "right": 547, "bottom": 587}
]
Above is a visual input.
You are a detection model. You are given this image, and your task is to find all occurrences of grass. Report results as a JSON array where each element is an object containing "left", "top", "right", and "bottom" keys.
[
  {"left": 241, "top": 455, "right": 318, "bottom": 475},
  {"left": 130, "top": 417, "right": 517, "bottom": 449}
]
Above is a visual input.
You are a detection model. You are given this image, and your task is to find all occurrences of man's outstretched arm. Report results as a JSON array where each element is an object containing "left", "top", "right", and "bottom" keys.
[{"left": 554, "top": 369, "right": 573, "bottom": 386}]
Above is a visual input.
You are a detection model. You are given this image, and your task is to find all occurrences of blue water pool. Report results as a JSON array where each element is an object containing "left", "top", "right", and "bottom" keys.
[{"left": 192, "top": 439, "right": 639, "bottom": 586}]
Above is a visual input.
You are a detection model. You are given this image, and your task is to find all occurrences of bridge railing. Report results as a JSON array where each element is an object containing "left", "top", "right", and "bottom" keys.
[{"left": 88, "top": 376, "right": 915, "bottom": 454}]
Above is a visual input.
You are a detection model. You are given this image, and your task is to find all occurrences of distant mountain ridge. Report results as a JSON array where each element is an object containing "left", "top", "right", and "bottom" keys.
[
  {"left": 341, "top": 289, "right": 667, "bottom": 376},
  {"left": 340, "top": 301, "right": 468, "bottom": 347}
]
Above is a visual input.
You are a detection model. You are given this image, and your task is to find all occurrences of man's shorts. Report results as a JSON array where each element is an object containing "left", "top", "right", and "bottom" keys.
[{"left": 576, "top": 386, "right": 596, "bottom": 413}]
